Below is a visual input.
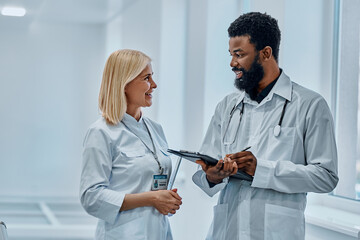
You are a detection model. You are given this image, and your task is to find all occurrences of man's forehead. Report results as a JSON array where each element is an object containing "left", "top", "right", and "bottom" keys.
[{"left": 229, "top": 36, "right": 254, "bottom": 52}]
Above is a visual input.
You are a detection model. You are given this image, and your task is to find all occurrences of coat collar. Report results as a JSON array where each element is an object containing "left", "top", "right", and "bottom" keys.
[
  {"left": 270, "top": 71, "right": 292, "bottom": 102},
  {"left": 121, "top": 113, "right": 156, "bottom": 153}
]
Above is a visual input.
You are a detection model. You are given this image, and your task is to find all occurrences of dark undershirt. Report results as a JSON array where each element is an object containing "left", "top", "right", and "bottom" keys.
[
  {"left": 207, "top": 69, "right": 282, "bottom": 187},
  {"left": 254, "top": 70, "right": 281, "bottom": 103}
]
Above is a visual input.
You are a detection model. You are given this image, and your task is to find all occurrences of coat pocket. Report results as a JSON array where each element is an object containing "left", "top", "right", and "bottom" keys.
[
  {"left": 264, "top": 203, "right": 304, "bottom": 240},
  {"left": 208, "top": 203, "right": 228, "bottom": 240},
  {"left": 105, "top": 212, "right": 145, "bottom": 240},
  {"left": 266, "top": 127, "right": 295, "bottom": 161}
]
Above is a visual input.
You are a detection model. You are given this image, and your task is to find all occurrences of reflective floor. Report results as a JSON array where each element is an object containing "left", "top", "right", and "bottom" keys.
[{"left": 0, "top": 196, "right": 96, "bottom": 240}]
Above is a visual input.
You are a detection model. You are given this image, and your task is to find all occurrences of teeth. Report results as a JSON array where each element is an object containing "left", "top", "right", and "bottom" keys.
[{"left": 234, "top": 70, "right": 243, "bottom": 79}]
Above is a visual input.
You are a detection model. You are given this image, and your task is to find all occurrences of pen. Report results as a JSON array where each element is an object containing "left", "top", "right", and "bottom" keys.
[
  {"left": 222, "top": 146, "right": 252, "bottom": 169},
  {"left": 241, "top": 146, "right": 251, "bottom": 152}
]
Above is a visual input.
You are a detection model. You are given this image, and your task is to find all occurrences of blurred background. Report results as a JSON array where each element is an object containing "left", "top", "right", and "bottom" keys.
[{"left": 0, "top": 0, "right": 359, "bottom": 239}]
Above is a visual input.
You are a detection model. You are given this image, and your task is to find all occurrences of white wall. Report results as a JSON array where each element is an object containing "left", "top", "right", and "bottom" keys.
[
  {"left": 0, "top": 19, "right": 105, "bottom": 197},
  {"left": 203, "top": 0, "right": 240, "bottom": 133},
  {"left": 281, "top": 0, "right": 334, "bottom": 105}
]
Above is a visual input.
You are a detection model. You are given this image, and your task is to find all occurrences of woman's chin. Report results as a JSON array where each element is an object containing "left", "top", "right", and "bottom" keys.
[{"left": 144, "top": 101, "right": 152, "bottom": 107}]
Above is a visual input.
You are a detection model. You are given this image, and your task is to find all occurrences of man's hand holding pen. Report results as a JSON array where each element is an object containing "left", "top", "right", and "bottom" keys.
[
  {"left": 196, "top": 146, "right": 256, "bottom": 183},
  {"left": 227, "top": 147, "right": 257, "bottom": 176},
  {"left": 196, "top": 157, "right": 238, "bottom": 184}
]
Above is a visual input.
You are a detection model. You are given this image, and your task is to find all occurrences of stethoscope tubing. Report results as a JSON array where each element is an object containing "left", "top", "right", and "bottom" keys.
[
  {"left": 223, "top": 98, "right": 289, "bottom": 145},
  {"left": 222, "top": 101, "right": 245, "bottom": 145}
]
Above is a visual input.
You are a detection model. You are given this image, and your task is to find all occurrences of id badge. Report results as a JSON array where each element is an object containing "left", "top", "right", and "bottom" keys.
[{"left": 152, "top": 174, "right": 168, "bottom": 190}]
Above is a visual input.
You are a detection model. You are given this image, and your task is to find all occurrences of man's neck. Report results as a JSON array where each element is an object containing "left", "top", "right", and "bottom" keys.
[{"left": 257, "top": 67, "right": 281, "bottom": 93}]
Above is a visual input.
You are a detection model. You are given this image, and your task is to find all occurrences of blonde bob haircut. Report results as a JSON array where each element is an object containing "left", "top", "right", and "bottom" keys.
[{"left": 99, "top": 49, "right": 151, "bottom": 125}]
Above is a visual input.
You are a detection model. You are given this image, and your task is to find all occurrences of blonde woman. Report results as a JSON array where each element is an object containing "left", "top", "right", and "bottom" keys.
[{"left": 80, "top": 49, "right": 182, "bottom": 240}]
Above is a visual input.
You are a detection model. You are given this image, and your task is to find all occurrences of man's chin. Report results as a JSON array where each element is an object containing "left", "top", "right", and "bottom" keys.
[{"left": 234, "top": 78, "right": 247, "bottom": 91}]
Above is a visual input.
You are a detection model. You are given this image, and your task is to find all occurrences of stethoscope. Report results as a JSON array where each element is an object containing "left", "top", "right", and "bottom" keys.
[{"left": 222, "top": 98, "right": 289, "bottom": 145}]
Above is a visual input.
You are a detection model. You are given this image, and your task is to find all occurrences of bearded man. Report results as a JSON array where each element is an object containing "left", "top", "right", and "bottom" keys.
[{"left": 193, "top": 12, "right": 338, "bottom": 240}]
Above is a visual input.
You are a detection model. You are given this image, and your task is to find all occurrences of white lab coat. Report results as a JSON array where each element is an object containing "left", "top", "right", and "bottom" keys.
[
  {"left": 80, "top": 113, "right": 173, "bottom": 240},
  {"left": 192, "top": 71, "right": 338, "bottom": 240}
]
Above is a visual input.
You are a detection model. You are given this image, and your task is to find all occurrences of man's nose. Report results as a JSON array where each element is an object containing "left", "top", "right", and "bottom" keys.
[{"left": 230, "top": 56, "right": 237, "bottom": 68}]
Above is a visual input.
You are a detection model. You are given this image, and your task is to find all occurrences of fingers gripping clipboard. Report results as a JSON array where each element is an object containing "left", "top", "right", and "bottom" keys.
[{"left": 167, "top": 149, "right": 253, "bottom": 182}]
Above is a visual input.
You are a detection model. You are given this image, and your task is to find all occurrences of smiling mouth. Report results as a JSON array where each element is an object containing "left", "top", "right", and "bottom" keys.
[
  {"left": 145, "top": 93, "right": 152, "bottom": 97},
  {"left": 234, "top": 70, "right": 243, "bottom": 79}
]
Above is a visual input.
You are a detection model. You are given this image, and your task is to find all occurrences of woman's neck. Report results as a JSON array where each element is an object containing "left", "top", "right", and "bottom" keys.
[{"left": 126, "top": 106, "right": 142, "bottom": 121}]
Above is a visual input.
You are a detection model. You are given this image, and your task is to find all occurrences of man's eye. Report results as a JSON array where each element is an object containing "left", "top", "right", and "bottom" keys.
[
  {"left": 144, "top": 76, "right": 150, "bottom": 80},
  {"left": 230, "top": 53, "right": 243, "bottom": 58}
]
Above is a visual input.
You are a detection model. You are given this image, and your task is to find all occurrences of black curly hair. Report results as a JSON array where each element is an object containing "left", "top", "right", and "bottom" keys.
[{"left": 228, "top": 12, "right": 281, "bottom": 62}]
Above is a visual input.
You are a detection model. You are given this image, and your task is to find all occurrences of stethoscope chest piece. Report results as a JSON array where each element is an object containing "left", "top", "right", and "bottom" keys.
[
  {"left": 273, "top": 99, "right": 289, "bottom": 137},
  {"left": 273, "top": 125, "right": 281, "bottom": 137}
]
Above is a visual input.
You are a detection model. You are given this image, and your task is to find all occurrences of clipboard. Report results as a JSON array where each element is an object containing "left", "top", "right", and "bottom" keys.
[
  {"left": 167, "top": 149, "right": 253, "bottom": 182},
  {"left": 167, "top": 156, "right": 182, "bottom": 190},
  {"left": 166, "top": 156, "right": 182, "bottom": 217}
]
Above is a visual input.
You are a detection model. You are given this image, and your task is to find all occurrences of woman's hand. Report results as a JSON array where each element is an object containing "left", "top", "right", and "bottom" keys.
[{"left": 151, "top": 189, "right": 182, "bottom": 215}]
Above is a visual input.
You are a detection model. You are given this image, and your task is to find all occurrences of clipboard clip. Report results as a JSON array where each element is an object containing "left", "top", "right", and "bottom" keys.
[{"left": 179, "top": 150, "right": 200, "bottom": 154}]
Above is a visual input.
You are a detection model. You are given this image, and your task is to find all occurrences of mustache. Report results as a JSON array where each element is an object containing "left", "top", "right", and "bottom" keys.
[{"left": 232, "top": 67, "right": 242, "bottom": 72}]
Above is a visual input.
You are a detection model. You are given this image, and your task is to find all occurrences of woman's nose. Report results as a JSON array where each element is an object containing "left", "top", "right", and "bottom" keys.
[{"left": 150, "top": 78, "right": 157, "bottom": 89}]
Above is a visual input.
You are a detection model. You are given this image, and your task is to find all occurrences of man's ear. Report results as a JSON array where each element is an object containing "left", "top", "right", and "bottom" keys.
[{"left": 261, "top": 46, "right": 273, "bottom": 61}]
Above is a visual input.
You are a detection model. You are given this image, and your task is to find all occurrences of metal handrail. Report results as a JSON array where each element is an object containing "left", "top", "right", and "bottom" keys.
[{"left": 0, "top": 221, "right": 8, "bottom": 240}]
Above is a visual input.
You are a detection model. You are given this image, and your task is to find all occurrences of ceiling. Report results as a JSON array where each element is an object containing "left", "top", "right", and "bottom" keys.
[{"left": 0, "top": 0, "right": 136, "bottom": 24}]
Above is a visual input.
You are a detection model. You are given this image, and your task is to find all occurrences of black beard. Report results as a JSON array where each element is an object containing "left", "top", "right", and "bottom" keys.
[{"left": 234, "top": 54, "right": 264, "bottom": 100}]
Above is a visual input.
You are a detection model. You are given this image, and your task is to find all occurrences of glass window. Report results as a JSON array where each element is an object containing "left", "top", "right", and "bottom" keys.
[
  {"left": 357, "top": 46, "right": 360, "bottom": 200},
  {"left": 332, "top": 0, "right": 360, "bottom": 201}
]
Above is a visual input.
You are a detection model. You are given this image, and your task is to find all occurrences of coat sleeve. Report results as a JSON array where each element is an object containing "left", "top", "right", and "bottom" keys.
[
  {"left": 252, "top": 97, "right": 339, "bottom": 193},
  {"left": 79, "top": 127, "right": 124, "bottom": 224},
  {"left": 192, "top": 102, "right": 228, "bottom": 196}
]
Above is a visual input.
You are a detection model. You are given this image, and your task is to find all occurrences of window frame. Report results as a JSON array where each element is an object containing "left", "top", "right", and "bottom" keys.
[{"left": 332, "top": 0, "right": 360, "bottom": 201}]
